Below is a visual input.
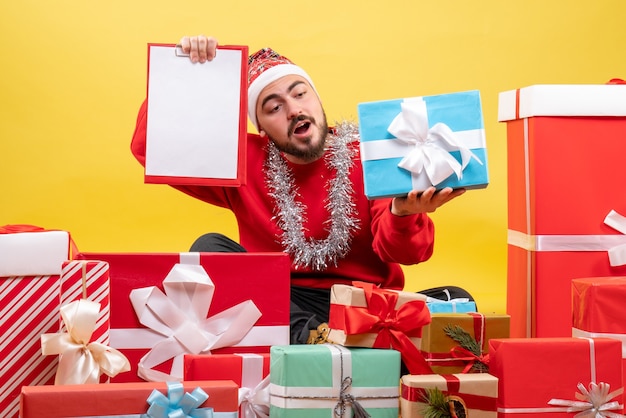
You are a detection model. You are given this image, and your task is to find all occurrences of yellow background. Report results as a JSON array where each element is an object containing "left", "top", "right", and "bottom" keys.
[{"left": 2, "top": 1, "right": 625, "bottom": 314}]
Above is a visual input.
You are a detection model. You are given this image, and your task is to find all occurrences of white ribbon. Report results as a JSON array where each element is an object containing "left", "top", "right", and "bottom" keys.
[
  {"left": 604, "top": 210, "right": 626, "bottom": 266},
  {"left": 237, "top": 353, "right": 270, "bottom": 418},
  {"left": 508, "top": 210, "right": 626, "bottom": 267},
  {"left": 387, "top": 98, "right": 482, "bottom": 186},
  {"left": 129, "top": 257, "right": 262, "bottom": 381},
  {"left": 239, "top": 376, "right": 270, "bottom": 418},
  {"left": 41, "top": 299, "right": 130, "bottom": 384},
  {"left": 548, "top": 382, "right": 625, "bottom": 417}
]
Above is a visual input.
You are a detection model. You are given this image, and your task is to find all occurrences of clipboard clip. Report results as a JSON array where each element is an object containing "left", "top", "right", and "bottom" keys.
[{"left": 174, "top": 44, "right": 189, "bottom": 57}]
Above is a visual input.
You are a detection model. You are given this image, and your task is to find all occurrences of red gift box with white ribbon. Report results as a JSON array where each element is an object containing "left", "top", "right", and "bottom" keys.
[
  {"left": 498, "top": 84, "right": 626, "bottom": 338},
  {"left": 184, "top": 353, "right": 270, "bottom": 418},
  {"left": 572, "top": 276, "right": 626, "bottom": 385},
  {"left": 75, "top": 251, "right": 290, "bottom": 382},
  {"left": 490, "top": 337, "right": 624, "bottom": 416}
]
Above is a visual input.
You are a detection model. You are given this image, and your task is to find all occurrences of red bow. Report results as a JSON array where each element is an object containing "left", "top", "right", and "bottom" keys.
[
  {"left": 340, "top": 282, "right": 433, "bottom": 374},
  {"left": 0, "top": 224, "right": 47, "bottom": 234},
  {"left": 450, "top": 346, "right": 490, "bottom": 373},
  {"left": 0, "top": 224, "right": 79, "bottom": 257}
]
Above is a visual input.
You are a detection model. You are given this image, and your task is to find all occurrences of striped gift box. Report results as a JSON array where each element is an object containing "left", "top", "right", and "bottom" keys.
[
  {"left": 0, "top": 228, "right": 70, "bottom": 418},
  {"left": 59, "top": 260, "right": 110, "bottom": 346}
]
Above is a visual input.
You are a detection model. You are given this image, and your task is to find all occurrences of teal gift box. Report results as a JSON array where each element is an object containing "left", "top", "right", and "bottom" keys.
[
  {"left": 269, "top": 344, "right": 400, "bottom": 418},
  {"left": 358, "top": 90, "right": 489, "bottom": 199}
]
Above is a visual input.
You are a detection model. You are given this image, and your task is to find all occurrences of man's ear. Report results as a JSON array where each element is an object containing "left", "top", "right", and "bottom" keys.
[{"left": 258, "top": 128, "right": 267, "bottom": 138}]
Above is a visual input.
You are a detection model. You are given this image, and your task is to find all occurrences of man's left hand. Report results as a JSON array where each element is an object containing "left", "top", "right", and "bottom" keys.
[{"left": 391, "top": 187, "right": 466, "bottom": 216}]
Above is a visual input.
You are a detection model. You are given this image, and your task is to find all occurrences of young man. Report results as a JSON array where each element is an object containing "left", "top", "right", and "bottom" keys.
[{"left": 131, "top": 35, "right": 469, "bottom": 344}]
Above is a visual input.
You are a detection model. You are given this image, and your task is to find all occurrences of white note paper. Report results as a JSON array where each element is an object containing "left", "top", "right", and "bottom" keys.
[{"left": 145, "top": 45, "right": 245, "bottom": 184}]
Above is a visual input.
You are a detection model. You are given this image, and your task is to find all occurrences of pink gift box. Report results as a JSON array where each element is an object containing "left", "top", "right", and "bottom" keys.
[{"left": 75, "top": 251, "right": 290, "bottom": 382}]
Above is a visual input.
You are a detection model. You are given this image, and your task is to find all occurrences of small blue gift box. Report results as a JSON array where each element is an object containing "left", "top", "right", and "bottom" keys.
[
  {"left": 426, "top": 300, "right": 477, "bottom": 313},
  {"left": 358, "top": 90, "right": 489, "bottom": 199}
]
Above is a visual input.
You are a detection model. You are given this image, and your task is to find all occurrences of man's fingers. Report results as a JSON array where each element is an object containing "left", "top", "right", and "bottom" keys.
[{"left": 179, "top": 36, "right": 191, "bottom": 53}]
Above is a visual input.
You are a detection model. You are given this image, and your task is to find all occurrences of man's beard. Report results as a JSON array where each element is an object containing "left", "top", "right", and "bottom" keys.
[{"left": 268, "top": 112, "right": 329, "bottom": 162}]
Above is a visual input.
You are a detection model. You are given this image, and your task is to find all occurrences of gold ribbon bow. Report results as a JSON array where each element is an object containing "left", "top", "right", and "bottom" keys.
[{"left": 41, "top": 299, "right": 130, "bottom": 384}]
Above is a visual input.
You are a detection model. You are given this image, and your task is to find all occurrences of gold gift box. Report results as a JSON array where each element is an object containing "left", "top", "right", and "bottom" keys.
[
  {"left": 420, "top": 313, "right": 509, "bottom": 374},
  {"left": 400, "top": 373, "right": 498, "bottom": 418},
  {"left": 327, "top": 284, "right": 427, "bottom": 348}
]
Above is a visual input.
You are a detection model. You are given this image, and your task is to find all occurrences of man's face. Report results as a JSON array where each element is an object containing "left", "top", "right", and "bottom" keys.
[{"left": 255, "top": 74, "right": 328, "bottom": 164}]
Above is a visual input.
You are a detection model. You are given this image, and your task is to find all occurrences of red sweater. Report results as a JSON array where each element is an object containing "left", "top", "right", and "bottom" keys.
[{"left": 131, "top": 101, "right": 435, "bottom": 290}]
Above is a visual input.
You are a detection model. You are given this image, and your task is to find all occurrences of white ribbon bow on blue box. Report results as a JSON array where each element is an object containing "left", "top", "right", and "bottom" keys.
[{"left": 358, "top": 90, "right": 489, "bottom": 199}]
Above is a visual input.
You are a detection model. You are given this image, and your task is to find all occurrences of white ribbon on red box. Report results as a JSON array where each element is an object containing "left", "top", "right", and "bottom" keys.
[
  {"left": 508, "top": 209, "right": 626, "bottom": 267},
  {"left": 120, "top": 252, "right": 263, "bottom": 381},
  {"left": 238, "top": 353, "right": 270, "bottom": 418}
]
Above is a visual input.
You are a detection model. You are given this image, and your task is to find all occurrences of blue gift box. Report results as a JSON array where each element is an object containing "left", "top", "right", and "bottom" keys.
[
  {"left": 426, "top": 300, "right": 477, "bottom": 313},
  {"left": 358, "top": 90, "right": 489, "bottom": 199}
]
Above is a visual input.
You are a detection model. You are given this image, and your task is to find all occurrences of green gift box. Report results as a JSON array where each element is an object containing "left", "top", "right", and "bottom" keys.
[{"left": 270, "top": 344, "right": 400, "bottom": 418}]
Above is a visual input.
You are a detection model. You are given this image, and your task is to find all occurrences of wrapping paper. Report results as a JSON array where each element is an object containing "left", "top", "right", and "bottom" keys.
[
  {"left": 327, "top": 282, "right": 432, "bottom": 374},
  {"left": 60, "top": 260, "right": 110, "bottom": 346},
  {"left": 0, "top": 227, "right": 70, "bottom": 276},
  {"left": 420, "top": 313, "right": 510, "bottom": 374},
  {"left": 400, "top": 373, "right": 498, "bottom": 418},
  {"left": 358, "top": 90, "right": 488, "bottom": 198},
  {"left": 489, "top": 337, "right": 624, "bottom": 416},
  {"left": 572, "top": 276, "right": 626, "bottom": 381},
  {"left": 426, "top": 300, "right": 477, "bottom": 313},
  {"left": 498, "top": 84, "right": 626, "bottom": 338},
  {"left": 184, "top": 353, "right": 270, "bottom": 418},
  {"left": 0, "top": 226, "right": 71, "bottom": 418},
  {"left": 269, "top": 344, "right": 400, "bottom": 418},
  {"left": 40, "top": 299, "right": 130, "bottom": 385},
  {"left": 74, "top": 251, "right": 290, "bottom": 382},
  {"left": 20, "top": 380, "right": 239, "bottom": 418}
]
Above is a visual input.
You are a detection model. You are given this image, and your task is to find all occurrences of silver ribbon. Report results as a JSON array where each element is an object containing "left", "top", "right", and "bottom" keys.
[{"left": 548, "top": 382, "right": 625, "bottom": 418}]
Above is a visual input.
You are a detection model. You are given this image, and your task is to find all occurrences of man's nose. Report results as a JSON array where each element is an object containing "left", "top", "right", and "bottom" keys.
[{"left": 286, "top": 100, "right": 303, "bottom": 119}]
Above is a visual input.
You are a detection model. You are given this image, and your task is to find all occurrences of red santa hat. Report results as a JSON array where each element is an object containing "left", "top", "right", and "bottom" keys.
[{"left": 247, "top": 48, "right": 317, "bottom": 131}]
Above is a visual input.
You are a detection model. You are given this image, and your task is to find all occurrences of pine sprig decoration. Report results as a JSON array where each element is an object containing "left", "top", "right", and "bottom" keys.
[
  {"left": 420, "top": 387, "right": 451, "bottom": 418},
  {"left": 443, "top": 324, "right": 489, "bottom": 372}
]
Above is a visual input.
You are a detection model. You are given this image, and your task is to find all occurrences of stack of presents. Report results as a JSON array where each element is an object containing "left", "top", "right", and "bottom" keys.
[{"left": 4, "top": 81, "right": 626, "bottom": 418}]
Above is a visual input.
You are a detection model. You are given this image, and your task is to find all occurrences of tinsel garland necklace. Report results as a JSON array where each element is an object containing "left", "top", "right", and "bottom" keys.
[{"left": 265, "top": 121, "right": 361, "bottom": 271}]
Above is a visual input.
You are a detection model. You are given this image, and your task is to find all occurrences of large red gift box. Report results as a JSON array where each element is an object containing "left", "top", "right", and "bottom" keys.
[
  {"left": 572, "top": 276, "right": 626, "bottom": 380},
  {"left": 0, "top": 226, "right": 71, "bottom": 418},
  {"left": 20, "top": 380, "right": 239, "bottom": 417},
  {"left": 184, "top": 353, "right": 270, "bottom": 418},
  {"left": 489, "top": 337, "right": 624, "bottom": 416},
  {"left": 75, "top": 252, "right": 290, "bottom": 382},
  {"left": 498, "top": 84, "right": 626, "bottom": 338}
]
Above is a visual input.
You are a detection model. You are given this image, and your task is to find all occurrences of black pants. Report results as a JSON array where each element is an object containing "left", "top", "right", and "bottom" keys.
[{"left": 190, "top": 233, "right": 476, "bottom": 344}]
